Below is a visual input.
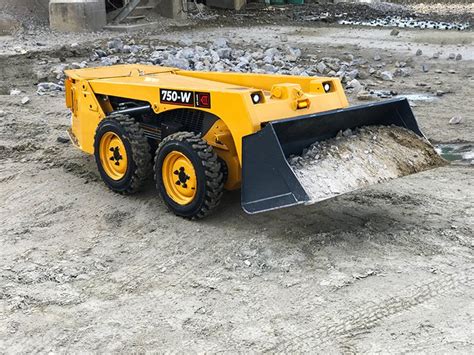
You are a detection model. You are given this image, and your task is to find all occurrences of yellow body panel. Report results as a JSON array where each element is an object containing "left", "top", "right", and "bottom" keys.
[{"left": 65, "top": 64, "right": 349, "bottom": 190}]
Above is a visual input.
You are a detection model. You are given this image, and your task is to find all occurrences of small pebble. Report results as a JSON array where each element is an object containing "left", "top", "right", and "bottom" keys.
[
  {"left": 449, "top": 116, "right": 463, "bottom": 125},
  {"left": 390, "top": 29, "right": 400, "bottom": 36}
]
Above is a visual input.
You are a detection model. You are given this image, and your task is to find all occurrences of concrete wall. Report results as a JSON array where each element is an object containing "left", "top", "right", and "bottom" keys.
[
  {"left": 157, "top": 0, "right": 186, "bottom": 19},
  {"left": 49, "top": 0, "right": 106, "bottom": 32},
  {"left": 206, "top": 0, "right": 247, "bottom": 10}
]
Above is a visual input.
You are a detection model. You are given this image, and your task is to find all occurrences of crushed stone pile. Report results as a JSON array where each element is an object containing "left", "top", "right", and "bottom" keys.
[
  {"left": 288, "top": 125, "right": 447, "bottom": 203},
  {"left": 338, "top": 17, "right": 470, "bottom": 31}
]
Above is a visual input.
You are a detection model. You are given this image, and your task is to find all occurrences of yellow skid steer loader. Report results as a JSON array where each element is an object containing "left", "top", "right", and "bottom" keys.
[{"left": 64, "top": 64, "right": 442, "bottom": 219}]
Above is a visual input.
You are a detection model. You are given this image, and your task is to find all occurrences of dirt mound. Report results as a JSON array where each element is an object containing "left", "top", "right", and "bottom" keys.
[
  {"left": 0, "top": 0, "right": 50, "bottom": 27},
  {"left": 288, "top": 125, "right": 447, "bottom": 203}
]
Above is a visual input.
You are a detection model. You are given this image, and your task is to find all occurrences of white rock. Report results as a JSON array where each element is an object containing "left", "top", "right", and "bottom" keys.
[
  {"left": 107, "top": 38, "right": 124, "bottom": 50},
  {"left": 263, "top": 64, "right": 277, "bottom": 73},
  {"left": 178, "top": 38, "right": 193, "bottom": 47},
  {"left": 390, "top": 29, "right": 400, "bottom": 36},
  {"left": 213, "top": 62, "right": 225, "bottom": 72},
  {"left": 449, "top": 116, "right": 463, "bottom": 125},
  {"left": 380, "top": 71, "right": 394, "bottom": 81},
  {"left": 289, "top": 67, "right": 302, "bottom": 75},
  {"left": 162, "top": 57, "right": 190, "bottom": 70},
  {"left": 264, "top": 47, "right": 279, "bottom": 59},
  {"left": 10, "top": 89, "right": 21, "bottom": 96},
  {"left": 210, "top": 50, "right": 220, "bottom": 63},
  {"left": 316, "top": 61, "right": 327, "bottom": 74},
  {"left": 213, "top": 37, "right": 228, "bottom": 48},
  {"left": 342, "top": 128, "right": 353, "bottom": 137},
  {"left": 179, "top": 47, "right": 195, "bottom": 59},
  {"left": 251, "top": 51, "right": 264, "bottom": 60},
  {"left": 216, "top": 47, "right": 232, "bottom": 59},
  {"left": 21, "top": 96, "right": 30, "bottom": 105},
  {"left": 37, "top": 82, "right": 64, "bottom": 95},
  {"left": 345, "top": 69, "right": 359, "bottom": 80},
  {"left": 348, "top": 79, "right": 363, "bottom": 94},
  {"left": 357, "top": 90, "right": 375, "bottom": 101},
  {"left": 288, "top": 47, "right": 301, "bottom": 58}
]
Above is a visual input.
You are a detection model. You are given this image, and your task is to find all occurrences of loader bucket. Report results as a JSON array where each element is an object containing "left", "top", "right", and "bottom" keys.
[{"left": 241, "top": 98, "right": 432, "bottom": 214}]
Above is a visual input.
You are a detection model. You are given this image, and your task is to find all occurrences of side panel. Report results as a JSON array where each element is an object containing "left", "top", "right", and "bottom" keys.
[
  {"left": 202, "top": 120, "right": 241, "bottom": 190},
  {"left": 70, "top": 80, "right": 107, "bottom": 154},
  {"left": 88, "top": 79, "right": 260, "bottom": 164}
]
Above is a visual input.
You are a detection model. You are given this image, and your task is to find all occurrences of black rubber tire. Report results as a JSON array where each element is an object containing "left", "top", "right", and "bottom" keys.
[
  {"left": 94, "top": 114, "right": 152, "bottom": 194},
  {"left": 218, "top": 157, "right": 229, "bottom": 185},
  {"left": 154, "top": 132, "right": 224, "bottom": 219}
]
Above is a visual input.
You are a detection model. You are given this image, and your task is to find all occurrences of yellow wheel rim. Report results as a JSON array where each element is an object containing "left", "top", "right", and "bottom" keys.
[
  {"left": 99, "top": 131, "right": 128, "bottom": 180},
  {"left": 162, "top": 151, "right": 197, "bottom": 205}
]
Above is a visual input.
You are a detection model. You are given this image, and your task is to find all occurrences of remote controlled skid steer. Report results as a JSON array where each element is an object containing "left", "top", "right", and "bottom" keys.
[{"left": 64, "top": 64, "right": 440, "bottom": 219}]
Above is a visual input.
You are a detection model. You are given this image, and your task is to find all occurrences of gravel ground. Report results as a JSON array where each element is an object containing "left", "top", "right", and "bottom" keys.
[{"left": 0, "top": 5, "right": 473, "bottom": 353}]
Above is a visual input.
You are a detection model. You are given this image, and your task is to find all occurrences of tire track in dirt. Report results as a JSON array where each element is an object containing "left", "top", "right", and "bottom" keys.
[{"left": 265, "top": 268, "right": 473, "bottom": 352}]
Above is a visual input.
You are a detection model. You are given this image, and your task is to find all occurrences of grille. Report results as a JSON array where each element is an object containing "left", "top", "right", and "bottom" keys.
[
  {"left": 139, "top": 123, "right": 161, "bottom": 141},
  {"left": 173, "top": 109, "right": 204, "bottom": 133}
]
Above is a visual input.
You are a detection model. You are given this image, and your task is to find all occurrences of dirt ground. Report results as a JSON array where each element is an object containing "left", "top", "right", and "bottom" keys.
[{"left": 0, "top": 9, "right": 473, "bottom": 353}]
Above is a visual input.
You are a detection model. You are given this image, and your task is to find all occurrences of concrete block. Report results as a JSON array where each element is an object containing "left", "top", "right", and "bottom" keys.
[
  {"left": 0, "top": 14, "right": 21, "bottom": 35},
  {"left": 157, "top": 0, "right": 186, "bottom": 20},
  {"left": 49, "top": 0, "right": 106, "bottom": 32},
  {"left": 207, "top": 0, "right": 247, "bottom": 11}
]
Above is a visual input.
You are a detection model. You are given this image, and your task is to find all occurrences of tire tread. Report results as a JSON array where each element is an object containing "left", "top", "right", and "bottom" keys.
[{"left": 155, "top": 131, "right": 224, "bottom": 219}]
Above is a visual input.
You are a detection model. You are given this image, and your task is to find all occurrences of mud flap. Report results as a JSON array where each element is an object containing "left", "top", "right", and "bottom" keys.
[{"left": 241, "top": 98, "right": 425, "bottom": 214}]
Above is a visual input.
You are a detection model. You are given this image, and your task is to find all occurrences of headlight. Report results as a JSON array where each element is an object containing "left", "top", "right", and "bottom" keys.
[
  {"left": 323, "top": 82, "right": 331, "bottom": 93},
  {"left": 251, "top": 93, "right": 261, "bottom": 104}
]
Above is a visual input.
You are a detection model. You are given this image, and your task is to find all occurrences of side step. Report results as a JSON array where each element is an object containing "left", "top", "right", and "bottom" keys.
[
  {"left": 111, "top": 0, "right": 155, "bottom": 24},
  {"left": 104, "top": 22, "right": 159, "bottom": 32},
  {"left": 112, "top": 0, "right": 142, "bottom": 24}
]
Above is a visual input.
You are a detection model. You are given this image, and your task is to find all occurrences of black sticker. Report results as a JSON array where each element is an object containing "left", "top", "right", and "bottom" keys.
[{"left": 160, "top": 89, "right": 195, "bottom": 107}]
